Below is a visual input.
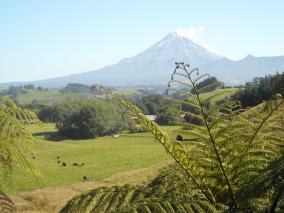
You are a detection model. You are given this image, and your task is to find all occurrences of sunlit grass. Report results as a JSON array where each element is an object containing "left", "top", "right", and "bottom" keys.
[{"left": 6, "top": 124, "right": 177, "bottom": 193}]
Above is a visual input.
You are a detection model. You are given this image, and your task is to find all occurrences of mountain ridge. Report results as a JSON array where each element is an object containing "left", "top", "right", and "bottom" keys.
[{"left": 1, "top": 33, "right": 284, "bottom": 88}]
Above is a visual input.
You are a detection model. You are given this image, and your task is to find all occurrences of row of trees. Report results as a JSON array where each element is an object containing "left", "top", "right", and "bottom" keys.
[
  {"left": 0, "top": 85, "right": 48, "bottom": 99},
  {"left": 134, "top": 95, "right": 182, "bottom": 125},
  {"left": 233, "top": 72, "right": 284, "bottom": 107},
  {"left": 37, "top": 76, "right": 223, "bottom": 136},
  {"left": 0, "top": 83, "right": 93, "bottom": 100},
  {"left": 60, "top": 83, "right": 92, "bottom": 93}
]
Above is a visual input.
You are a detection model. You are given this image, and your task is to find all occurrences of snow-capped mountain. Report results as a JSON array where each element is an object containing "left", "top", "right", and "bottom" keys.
[
  {"left": 2, "top": 32, "right": 284, "bottom": 87},
  {"left": 125, "top": 32, "right": 221, "bottom": 67},
  {"left": 2, "top": 32, "right": 221, "bottom": 87}
]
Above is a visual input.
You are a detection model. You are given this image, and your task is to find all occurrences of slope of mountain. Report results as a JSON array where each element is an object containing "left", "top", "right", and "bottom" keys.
[
  {"left": 200, "top": 55, "right": 284, "bottom": 84},
  {"left": 1, "top": 33, "right": 221, "bottom": 88}
]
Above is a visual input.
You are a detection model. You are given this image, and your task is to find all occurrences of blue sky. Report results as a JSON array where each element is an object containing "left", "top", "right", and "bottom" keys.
[{"left": 1, "top": 0, "right": 284, "bottom": 83}]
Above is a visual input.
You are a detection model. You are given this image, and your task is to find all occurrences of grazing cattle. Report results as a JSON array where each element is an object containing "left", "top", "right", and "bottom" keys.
[
  {"left": 57, "top": 160, "right": 61, "bottom": 164},
  {"left": 83, "top": 176, "right": 89, "bottom": 181},
  {"left": 73, "top": 163, "right": 79, "bottom": 166},
  {"left": 176, "top": 135, "right": 183, "bottom": 142},
  {"left": 62, "top": 162, "right": 67, "bottom": 167},
  {"left": 57, "top": 156, "right": 60, "bottom": 159}
]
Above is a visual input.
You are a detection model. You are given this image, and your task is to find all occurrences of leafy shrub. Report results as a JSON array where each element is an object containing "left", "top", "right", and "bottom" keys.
[
  {"left": 56, "top": 100, "right": 134, "bottom": 139},
  {"left": 156, "top": 109, "right": 181, "bottom": 125},
  {"left": 38, "top": 101, "right": 82, "bottom": 123},
  {"left": 129, "top": 126, "right": 148, "bottom": 133}
]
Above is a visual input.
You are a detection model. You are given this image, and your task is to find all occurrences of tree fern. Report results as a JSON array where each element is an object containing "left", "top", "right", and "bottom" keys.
[
  {"left": 61, "top": 62, "right": 284, "bottom": 212},
  {"left": 0, "top": 96, "right": 42, "bottom": 212},
  {"left": 0, "top": 191, "right": 16, "bottom": 213},
  {"left": 60, "top": 166, "right": 220, "bottom": 213},
  {"left": 0, "top": 96, "right": 41, "bottom": 181}
]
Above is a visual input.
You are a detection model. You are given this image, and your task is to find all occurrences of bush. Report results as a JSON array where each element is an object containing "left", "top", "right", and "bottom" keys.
[
  {"left": 56, "top": 100, "right": 134, "bottom": 139},
  {"left": 128, "top": 126, "right": 148, "bottom": 133},
  {"left": 38, "top": 101, "right": 83, "bottom": 123},
  {"left": 156, "top": 109, "right": 181, "bottom": 125}
]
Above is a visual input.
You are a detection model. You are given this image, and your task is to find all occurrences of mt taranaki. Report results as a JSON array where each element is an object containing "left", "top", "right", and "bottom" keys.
[{"left": 4, "top": 32, "right": 284, "bottom": 87}]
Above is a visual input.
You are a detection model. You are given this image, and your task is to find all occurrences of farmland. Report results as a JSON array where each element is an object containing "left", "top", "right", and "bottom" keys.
[{"left": 5, "top": 124, "right": 176, "bottom": 193}]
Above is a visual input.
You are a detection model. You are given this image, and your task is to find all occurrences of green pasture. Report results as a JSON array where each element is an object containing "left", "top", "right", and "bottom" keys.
[
  {"left": 6, "top": 124, "right": 177, "bottom": 193},
  {"left": 16, "top": 89, "right": 95, "bottom": 105}
]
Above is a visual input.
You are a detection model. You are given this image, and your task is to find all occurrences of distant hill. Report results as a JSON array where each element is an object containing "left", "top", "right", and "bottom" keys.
[
  {"left": 1, "top": 32, "right": 284, "bottom": 88},
  {"left": 200, "top": 55, "right": 284, "bottom": 85}
]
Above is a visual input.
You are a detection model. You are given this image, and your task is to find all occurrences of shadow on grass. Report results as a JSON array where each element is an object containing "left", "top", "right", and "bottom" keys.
[{"left": 33, "top": 131, "right": 63, "bottom": 141}]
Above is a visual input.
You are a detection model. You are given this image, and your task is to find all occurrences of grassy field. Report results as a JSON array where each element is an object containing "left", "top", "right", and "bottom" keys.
[
  {"left": 16, "top": 89, "right": 96, "bottom": 105},
  {"left": 199, "top": 88, "right": 237, "bottom": 101},
  {"left": 5, "top": 124, "right": 176, "bottom": 193},
  {"left": 8, "top": 87, "right": 237, "bottom": 193},
  {"left": 12, "top": 161, "right": 172, "bottom": 213},
  {"left": 16, "top": 87, "right": 238, "bottom": 106}
]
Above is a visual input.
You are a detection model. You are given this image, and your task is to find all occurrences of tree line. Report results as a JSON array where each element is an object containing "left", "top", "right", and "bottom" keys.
[{"left": 233, "top": 72, "right": 284, "bottom": 107}]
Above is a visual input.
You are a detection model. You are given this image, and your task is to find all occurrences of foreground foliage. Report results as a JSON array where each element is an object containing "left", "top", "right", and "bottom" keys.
[
  {"left": 0, "top": 96, "right": 40, "bottom": 182},
  {"left": 0, "top": 96, "right": 41, "bottom": 212},
  {"left": 62, "top": 63, "right": 284, "bottom": 212},
  {"left": 0, "top": 191, "right": 16, "bottom": 213},
  {"left": 60, "top": 165, "right": 217, "bottom": 213}
]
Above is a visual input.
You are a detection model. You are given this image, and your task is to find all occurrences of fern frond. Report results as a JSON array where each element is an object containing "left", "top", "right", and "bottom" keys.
[
  {"left": 196, "top": 82, "right": 223, "bottom": 94},
  {"left": 0, "top": 96, "right": 41, "bottom": 183},
  {"left": 201, "top": 90, "right": 234, "bottom": 105},
  {"left": 0, "top": 191, "right": 16, "bottom": 213},
  {"left": 171, "top": 109, "right": 204, "bottom": 124},
  {"left": 82, "top": 62, "right": 284, "bottom": 211},
  {"left": 168, "top": 98, "right": 201, "bottom": 111},
  {"left": 91, "top": 85, "right": 214, "bottom": 203},
  {"left": 59, "top": 185, "right": 145, "bottom": 213},
  {"left": 61, "top": 165, "right": 221, "bottom": 213},
  {"left": 116, "top": 199, "right": 218, "bottom": 213}
]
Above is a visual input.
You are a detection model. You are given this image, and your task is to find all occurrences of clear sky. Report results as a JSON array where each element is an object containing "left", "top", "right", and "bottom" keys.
[{"left": 1, "top": 0, "right": 284, "bottom": 83}]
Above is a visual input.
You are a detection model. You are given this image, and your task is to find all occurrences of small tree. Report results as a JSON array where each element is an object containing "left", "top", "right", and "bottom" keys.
[{"left": 57, "top": 101, "right": 133, "bottom": 139}]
